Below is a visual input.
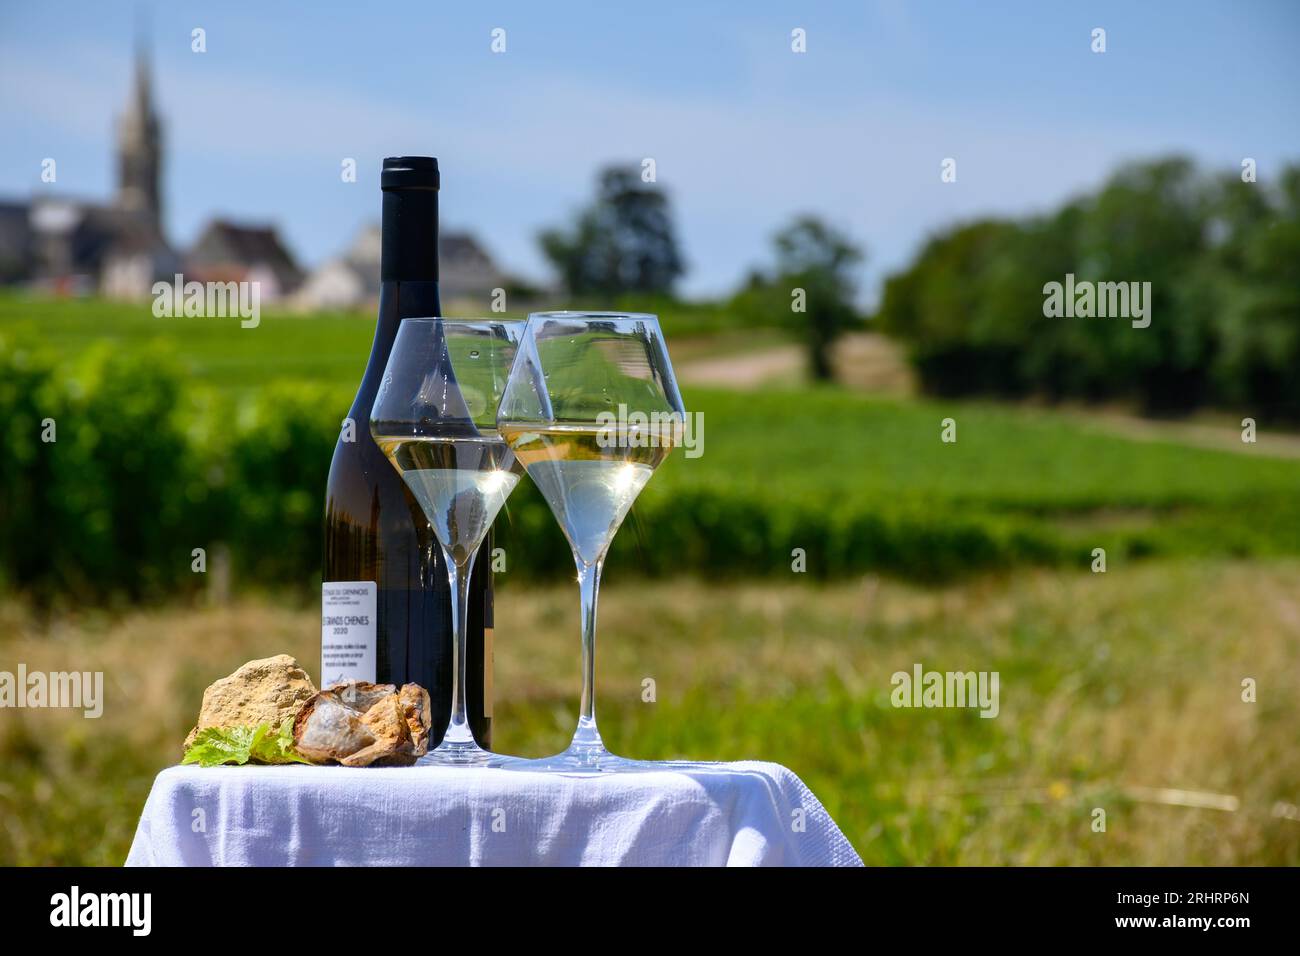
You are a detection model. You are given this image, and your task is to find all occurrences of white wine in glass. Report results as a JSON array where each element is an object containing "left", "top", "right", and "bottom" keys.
[
  {"left": 498, "top": 311, "right": 687, "bottom": 771},
  {"left": 497, "top": 424, "right": 671, "bottom": 566},
  {"left": 375, "top": 436, "right": 522, "bottom": 568},
  {"left": 371, "top": 317, "right": 525, "bottom": 766}
]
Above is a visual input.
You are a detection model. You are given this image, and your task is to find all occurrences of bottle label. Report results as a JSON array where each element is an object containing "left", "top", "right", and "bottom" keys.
[
  {"left": 484, "top": 628, "right": 494, "bottom": 719},
  {"left": 321, "top": 581, "right": 377, "bottom": 687}
]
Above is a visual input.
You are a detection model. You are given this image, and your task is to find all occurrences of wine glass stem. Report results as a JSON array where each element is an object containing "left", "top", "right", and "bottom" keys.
[
  {"left": 443, "top": 548, "right": 476, "bottom": 745},
  {"left": 574, "top": 556, "right": 604, "bottom": 748}
]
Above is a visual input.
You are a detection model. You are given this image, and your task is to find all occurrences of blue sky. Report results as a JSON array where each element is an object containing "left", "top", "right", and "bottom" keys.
[{"left": 2, "top": 1, "right": 1298, "bottom": 302}]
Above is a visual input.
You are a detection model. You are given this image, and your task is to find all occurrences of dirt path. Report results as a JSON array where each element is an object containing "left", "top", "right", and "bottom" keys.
[
  {"left": 678, "top": 332, "right": 915, "bottom": 393},
  {"left": 677, "top": 344, "right": 806, "bottom": 388},
  {"left": 1062, "top": 408, "right": 1300, "bottom": 459},
  {"left": 677, "top": 331, "right": 1300, "bottom": 458}
]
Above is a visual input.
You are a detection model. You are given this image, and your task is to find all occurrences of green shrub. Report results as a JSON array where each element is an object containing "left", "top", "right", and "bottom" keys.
[
  {"left": 0, "top": 341, "right": 65, "bottom": 594},
  {"left": 222, "top": 382, "right": 343, "bottom": 589},
  {"left": 0, "top": 340, "right": 212, "bottom": 601},
  {"left": 58, "top": 345, "right": 212, "bottom": 599},
  {"left": 1, "top": 346, "right": 1297, "bottom": 599}
]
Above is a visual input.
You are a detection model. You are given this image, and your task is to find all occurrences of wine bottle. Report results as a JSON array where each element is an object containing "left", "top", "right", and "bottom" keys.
[{"left": 321, "top": 156, "right": 492, "bottom": 747}]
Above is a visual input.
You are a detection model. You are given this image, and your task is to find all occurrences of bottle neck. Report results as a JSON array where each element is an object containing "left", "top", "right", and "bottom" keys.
[
  {"left": 381, "top": 185, "right": 439, "bottom": 283},
  {"left": 351, "top": 179, "right": 442, "bottom": 418},
  {"left": 352, "top": 280, "right": 441, "bottom": 419},
  {"left": 378, "top": 279, "right": 442, "bottom": 333},
  {"left": 374, "top": 277, "right": 442, "bottom": 360}
]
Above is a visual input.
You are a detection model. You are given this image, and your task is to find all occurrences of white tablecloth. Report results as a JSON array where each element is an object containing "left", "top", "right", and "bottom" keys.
[{"left": 125, "top": 761, "right": 862, "bottom": 867}]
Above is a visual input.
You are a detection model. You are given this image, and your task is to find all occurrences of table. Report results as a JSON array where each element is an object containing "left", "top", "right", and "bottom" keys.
[{"left": 126, "top": 760, "right": 863, "bottom": 867}]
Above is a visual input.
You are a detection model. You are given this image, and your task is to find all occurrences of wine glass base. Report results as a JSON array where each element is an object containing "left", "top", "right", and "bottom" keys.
[
  {"left": 417, "top": 740, "right": 504, "bottom": 767},
  {"left": 508, "top": 743, "right": 647, "bottom": 773}
]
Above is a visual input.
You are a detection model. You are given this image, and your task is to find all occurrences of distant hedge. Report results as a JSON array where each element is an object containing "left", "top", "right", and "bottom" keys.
[
  {"left": 3, "top": 335, "right": 1295, "bottom": 604},
  {"left": 876, "top": 158, "right": 1300, "bottom": 421},
  {"left": 0, "top": 338, "right": 1068, "bottom": 603}
]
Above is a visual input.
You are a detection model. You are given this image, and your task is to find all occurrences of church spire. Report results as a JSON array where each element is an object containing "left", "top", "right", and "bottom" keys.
[{"left": 116, "top": 26, "right": 163, "bottom": 232}]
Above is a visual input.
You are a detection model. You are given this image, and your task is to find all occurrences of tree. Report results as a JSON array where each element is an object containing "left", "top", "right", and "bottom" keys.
[
  {"left": 539, "top": 166, "right": 685, "bottom": 297},
  {"left": 877, "top": 218, "right": 1038, "bottom": 397},
  {"left": 874, "top": 156, "right": 1300, "bottom": 421},
  {"left": 771, "top": 216, "right": 864, "bottom": 381},
  {"left": 1207, "top": 163, "right": 1300, "bottom": 420}
]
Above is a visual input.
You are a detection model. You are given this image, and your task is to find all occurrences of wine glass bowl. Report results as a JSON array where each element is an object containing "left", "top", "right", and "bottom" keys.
[
  {"left": 498, "top": 311, "right": 687, "bottom": 771},
  {"left": 371, "top": 318, "right": 525, "bottom": 765}
]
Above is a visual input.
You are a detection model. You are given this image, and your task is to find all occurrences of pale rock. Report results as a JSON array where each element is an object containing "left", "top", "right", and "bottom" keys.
[{"left": 184, "top": 654, "right": 317, "bottom": 749}]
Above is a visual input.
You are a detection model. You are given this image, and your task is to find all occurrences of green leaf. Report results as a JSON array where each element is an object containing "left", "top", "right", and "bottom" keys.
[
  {"left": 252, "top": 718, "right": 314, "bottom": 765},
  {"left": 182, "top": 725, "right": 260, "bottom": 767},
  {"left": 182, "top": 720, "right": 315, "bottom": 767}
]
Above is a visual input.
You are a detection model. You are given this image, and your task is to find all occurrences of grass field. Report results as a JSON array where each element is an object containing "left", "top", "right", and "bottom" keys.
[
  {"left": 7, "top": 292, "right": 1297, "bottom": 583},
  {"left": 0, "top": 292, "right": 769, "bottom": 395},
  {"left": 2, "top": 560, "right": 1297, "bottom": 866},
  {"left": 525, "top": 385, "right": 1300, "bottom": 582},
  {"left": 1, "top": 293, "right": 382, "bottom": 394}
]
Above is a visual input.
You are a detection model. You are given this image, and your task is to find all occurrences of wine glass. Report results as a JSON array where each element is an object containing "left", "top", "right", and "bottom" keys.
[
  {"left": 498, "top": 311, "right": 687, "bottom": 771},
  {"left": 371, "top": 318, "right": 525, "bottom": 765}
]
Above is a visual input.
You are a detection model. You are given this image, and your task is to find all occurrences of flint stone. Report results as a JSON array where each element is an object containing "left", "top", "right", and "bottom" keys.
[{"left": 184, "top": 654, "right": 317, "bottom": 749}]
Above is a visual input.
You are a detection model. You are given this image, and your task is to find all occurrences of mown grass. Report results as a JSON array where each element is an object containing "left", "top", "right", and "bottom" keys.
[
  {"left": 0, "top": 293, "right": 371, "bottom": 396},
  {"left": 0, "top": 292, "right": 757, "bottom": 395},
  {"left": 2, "top": 559, "right": 1297, "bottom": 865}
]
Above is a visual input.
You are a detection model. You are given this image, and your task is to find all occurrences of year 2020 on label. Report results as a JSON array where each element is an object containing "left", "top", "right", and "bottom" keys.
[{"left": 321, "top": 581, "right": 377, "bottom": 686}]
